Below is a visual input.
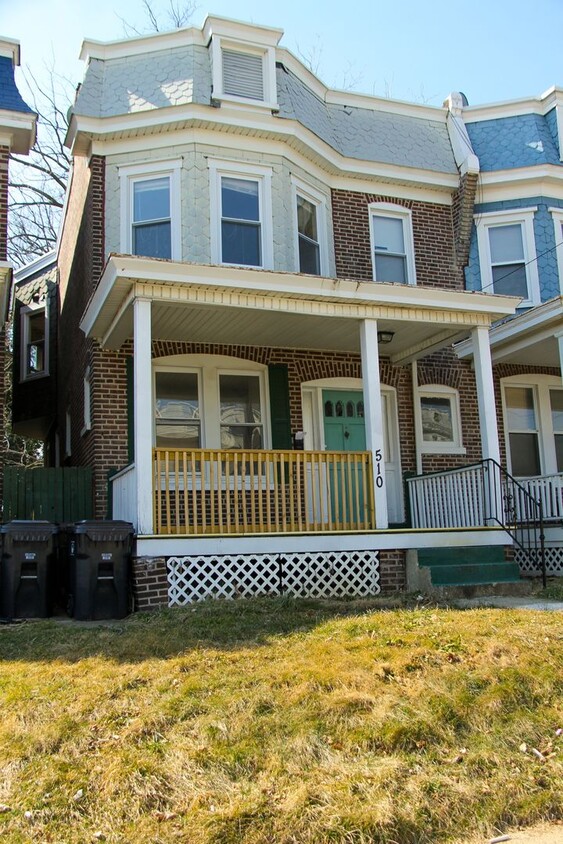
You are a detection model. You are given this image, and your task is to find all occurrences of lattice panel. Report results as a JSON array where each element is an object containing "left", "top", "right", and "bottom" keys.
[
  {"left": 167, "top": 550, "right": 380, "bottom": 605},
  {"left": 283, "top": 551, "right": 380, "bottom": 598},
  {"left": 167, "top": 555, "right": 280, "bottom": 605},
  {"left": 515, "top": 546, "right": 563, "bottom": 576}
]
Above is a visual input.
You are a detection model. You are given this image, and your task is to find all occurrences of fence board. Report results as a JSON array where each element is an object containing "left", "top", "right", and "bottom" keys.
[{"left": 2, "top": 467, "right": 93, "bottom": 523}]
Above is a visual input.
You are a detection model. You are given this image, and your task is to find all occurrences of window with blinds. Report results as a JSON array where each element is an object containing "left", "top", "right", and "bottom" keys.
[{"left": 222, "top": 49, "right": 264, "bottom": 100}]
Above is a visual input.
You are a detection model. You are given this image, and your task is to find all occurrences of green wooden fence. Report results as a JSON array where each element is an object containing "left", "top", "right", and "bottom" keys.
[{"left": 3, "top": 467, "right": 93, "bottom": 523}]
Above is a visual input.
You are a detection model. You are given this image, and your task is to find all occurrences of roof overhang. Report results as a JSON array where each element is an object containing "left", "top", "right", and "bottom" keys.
[
  {"left": 0, "top": 261, "right": 13, "bottom": 323},
  {"left": 0, "top": 108, "right": 36, "bottom": 154},
  {"left": 456, "top": 296, "right": 563, "bottom": 368},
  {"left": 80, "top": 256, "right": 519, "bottom": 364}
]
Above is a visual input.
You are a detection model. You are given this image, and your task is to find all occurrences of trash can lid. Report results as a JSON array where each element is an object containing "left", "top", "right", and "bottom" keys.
[
  {"left": 1, "top": 520, "right": 59, "bottom": 541},
  {"left": 72, "top": 520, "right": 134, "bottom": 541}
]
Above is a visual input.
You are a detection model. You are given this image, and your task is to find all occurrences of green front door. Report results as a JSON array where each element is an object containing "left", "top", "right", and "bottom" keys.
[
  {"left": 323, "top": 391, "right": 366, "bottom": 526},
  {"left": 323, "top": 391, "right": 366, "bottom": 451}
]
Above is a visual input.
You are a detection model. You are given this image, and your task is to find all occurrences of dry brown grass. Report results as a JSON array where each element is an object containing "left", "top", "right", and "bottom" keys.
[{"left": 0, "top": 598, "right": 561, "bottom": 843}]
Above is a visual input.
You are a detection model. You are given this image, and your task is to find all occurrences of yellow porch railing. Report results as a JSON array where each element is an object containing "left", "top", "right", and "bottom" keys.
[{"left": 153, "top": 448, "right": 375, "bottom": 535}]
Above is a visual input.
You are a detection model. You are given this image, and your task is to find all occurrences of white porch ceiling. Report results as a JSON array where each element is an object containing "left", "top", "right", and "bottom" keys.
[{"left": 81, "top": 256, "right": 519, "bottom": 364}]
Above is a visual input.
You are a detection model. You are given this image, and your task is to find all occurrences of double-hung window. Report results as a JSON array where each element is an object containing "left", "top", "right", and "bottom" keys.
[
  {"left": 369, "top": 204, "right": 416, "bottom": 284},
  {"left": 120, "top": 160, "right": 181, "bottom": 261},
  {"left": 292, "top": 178, "right": 328, "bottom": 276},
  {"left": 209, "top": 160, "right": 273, "bottom": 268},
  {"left": 21, "top": 306, "right": 47, "bottom": 380},
  {"left": 549, "top": 207, "right": 563, "bottom": 294},
  {"left": 475, "top": 208, "right": 539, "bottom": 305},
  {"left": 505, "top": 385, "right": 541, "bottom": 476},
  {"left": 154, "top": 357, "right": 268, "bottom": 451}
]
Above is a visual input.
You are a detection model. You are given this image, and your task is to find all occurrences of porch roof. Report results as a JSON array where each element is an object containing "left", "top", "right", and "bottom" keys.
[
  {"left": 455, "top": 296, "right": 563, "bottom": 368},
  {"left": 81, "top": 255, "right": 519, "bottom": 364}
]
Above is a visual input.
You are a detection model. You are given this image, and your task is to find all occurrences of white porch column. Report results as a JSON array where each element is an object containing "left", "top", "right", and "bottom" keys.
[
  {"left": 360, "top": 319, "right": 388, "bottom": 529},
  {"left": 134, "top": 297, "right": 153, "bottom": 535},
  {"left": 472, "top": 325, "right": 500, "bottom": 464},
  {"left": 472, "top": 325, "right": 502, "bottom": 525},
  {"left": 555, "top": 330, "right": 563, "bottom": 382}
]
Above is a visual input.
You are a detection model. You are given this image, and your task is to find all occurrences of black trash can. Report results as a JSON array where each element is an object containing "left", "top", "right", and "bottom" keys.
[
  {"left": 1, "top": 521, "right": 59, "bottom": 619},
  {"left": 67, "top": 521, "right": 134, "bottom": 620}
]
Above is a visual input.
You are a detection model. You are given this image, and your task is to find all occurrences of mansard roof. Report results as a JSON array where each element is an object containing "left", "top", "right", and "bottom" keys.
[
  {"left": 466, "top": 112, "right": 561, "bottom": 171},
  {"left": 70, "top": 21, "right": 458, "bottom": 176},
  {"left": 0, "top": 54, "right": 34, "bottom": 114}
]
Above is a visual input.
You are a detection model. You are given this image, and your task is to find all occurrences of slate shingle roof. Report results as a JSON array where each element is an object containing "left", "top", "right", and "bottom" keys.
[
  {"left": 276, "top": 65, "right": 457, "bottom": 174},
  {"left": 466, "top": 113, "right": 561, "bottom": 171},
  {"left": 73, "top": 45, "right": 457, "bottom": 173},
  {"left": 0, "top": 56, "right": 33, "bottom": 113}
]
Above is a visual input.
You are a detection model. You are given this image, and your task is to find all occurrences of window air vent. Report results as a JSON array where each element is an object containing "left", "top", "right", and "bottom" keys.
[{"left": 222, "top": 49, "right": 264, "bottom": 101}]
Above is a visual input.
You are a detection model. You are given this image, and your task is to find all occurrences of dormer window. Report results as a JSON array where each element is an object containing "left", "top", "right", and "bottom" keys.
[
  {"left": 222, "top": 48, "right": 264, "bottom": 101},
  {"left": 206, "top": 22, "right": 280, "bottom": 110}
]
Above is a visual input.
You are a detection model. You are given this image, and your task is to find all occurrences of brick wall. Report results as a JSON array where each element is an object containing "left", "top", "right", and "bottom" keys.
[
  {"left": 132, "top": 556, "right": 169, "bottom": 610},
  {"left": 379, "top": 549, "right": 406, "bottom": 593},
  {"left": 331, "top": 190, "right": 463, "bottom": 290}
]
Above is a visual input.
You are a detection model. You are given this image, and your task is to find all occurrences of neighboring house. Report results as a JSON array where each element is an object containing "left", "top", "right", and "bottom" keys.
[
  {"left": 455, "top": 88, "right": 563, "bottom": 576},
  {"left": 0, "top": 37, "right": 36, "bottom": 499},
  {"left": 11, "top": 250, "right": 57, "bottom": 450},
  {"left": 23, "top": 15, "right": 537, "bottom": 607}
]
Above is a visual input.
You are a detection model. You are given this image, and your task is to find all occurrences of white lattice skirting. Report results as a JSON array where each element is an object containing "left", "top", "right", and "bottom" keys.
[
  {"left": 167, "top": 551, "right": 381, "bottom": 605},
  {"left": 515, "top": 545, "right": 563, "bottom": 576}
]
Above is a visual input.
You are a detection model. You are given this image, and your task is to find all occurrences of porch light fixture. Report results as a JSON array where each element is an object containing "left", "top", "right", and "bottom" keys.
[{"left": 377, "top": 330, "right": 395, "bottom": 345}]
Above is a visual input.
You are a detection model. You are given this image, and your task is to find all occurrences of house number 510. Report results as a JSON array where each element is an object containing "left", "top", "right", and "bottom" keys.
[{"left": 375, "top": 448, "right": 384, "bottom": 489}]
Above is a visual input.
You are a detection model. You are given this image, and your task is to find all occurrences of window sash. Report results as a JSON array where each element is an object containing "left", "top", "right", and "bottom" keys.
[
  {"left": 220, "top": 177, "right": 262, "bottom": 266},
  {"left": 131, "top": 177, "right": 172, "bottom": 260},
  {"left": 371, "top": 212, "right": 410, "bottom": 284}
]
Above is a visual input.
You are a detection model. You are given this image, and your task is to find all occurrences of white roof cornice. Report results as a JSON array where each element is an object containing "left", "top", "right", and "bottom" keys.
[
  {"left": 67, "top": 106, "right": 459, "bottom": 191},
  {"left": 0, "top": 37, "right": 20, "bottom": 64},
  {"left": 463, "top": 86, "right": 563, "bottom": 122}
]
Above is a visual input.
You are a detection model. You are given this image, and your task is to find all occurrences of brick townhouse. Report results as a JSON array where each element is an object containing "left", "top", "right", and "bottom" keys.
[
  {"left": 0, "top": 37, "right": 36, "bottom": 498},
  {"left": 17, "top": 15, "right": 563, "bottom": 607}
]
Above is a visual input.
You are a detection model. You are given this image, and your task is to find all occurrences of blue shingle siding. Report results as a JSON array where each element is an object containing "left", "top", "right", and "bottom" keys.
[
  {"left": 275, "top": 65, "right": 457, "bottom": 173},
  {"left": 466, "top": 197, "right": 563, "bottom": 302},
  {"left": 545, "top": 108, "right": 560, "bottom": 158},
  {"left": 0, "top": 56, "right": 33, "bottom": 113},
  {"left": 466, "top": 114, "right": 561, "bottom": 171}
]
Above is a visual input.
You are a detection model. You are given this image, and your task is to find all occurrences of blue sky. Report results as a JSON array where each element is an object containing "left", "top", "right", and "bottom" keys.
[{"left": 2, "top": 0, "right": 563, "bottom": 107}]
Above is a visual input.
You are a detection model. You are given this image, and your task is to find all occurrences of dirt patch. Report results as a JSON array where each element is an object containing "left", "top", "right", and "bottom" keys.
[{"left": 469, "top": 822, "right": 563, "bottom": 843}]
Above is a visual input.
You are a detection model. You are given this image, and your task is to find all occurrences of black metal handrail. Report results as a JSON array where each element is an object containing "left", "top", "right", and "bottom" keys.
[
  {"left": 482, "top": 459, "right": 546, "bottom": 587},
  {"left": 406, "top": 459, "right": 546, "bottom": 586}
]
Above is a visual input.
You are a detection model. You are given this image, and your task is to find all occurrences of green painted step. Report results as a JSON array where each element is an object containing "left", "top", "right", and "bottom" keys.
[
  {"left": 429, "top": 562, "right": 521, "bottom": 587},
  {"left": 418, "top": 546, "right": 506, "bottom": 567}
]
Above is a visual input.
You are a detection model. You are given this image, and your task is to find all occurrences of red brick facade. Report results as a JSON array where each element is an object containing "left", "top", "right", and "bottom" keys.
[
  {"left": 331, "top": 190, "right": 464, "bottom": 290},
  {"left": 0, "top": 146, "right": 8, "bottom": 261}
]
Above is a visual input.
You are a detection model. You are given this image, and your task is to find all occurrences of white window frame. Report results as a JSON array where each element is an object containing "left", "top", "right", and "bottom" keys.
[
  {"left": 153, "top": 355, "right": 270, "bottom": 450},
  {"left": 549, "top": 207, "right": 563, "bottom": 295},
  {"left": 20, "top": 303, "right": 48, "bottom": 382},
  {"left": 501, "top": 374, "right": 563, "bottom": 477},
  {"left": 291, "top": 177, "right": 328, "bottom": 276},
  {"left": 208, "top": 159, "right": 273, "bottom": 269},
  {"left": 119, "top": 159, "right": 182, "bottom": 262},
  {"left": 209, "top": 36, "right": 278, "bottom": 109},
  {"left": 369, "top": 203, "right": 417, "bottom": 286},
  {"left": 81, "top": 365, "right": 91, "bottom": 436},
  {"left": 417, "top": 385, "right": 465, "bottom": 455},
  {"left": 475, "top": 207, "right": 539, "bottom": 306}
]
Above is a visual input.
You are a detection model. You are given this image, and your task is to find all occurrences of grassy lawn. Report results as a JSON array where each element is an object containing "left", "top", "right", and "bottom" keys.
[{"left": 0, "top": 598, "right": 561, "bottom": 843}]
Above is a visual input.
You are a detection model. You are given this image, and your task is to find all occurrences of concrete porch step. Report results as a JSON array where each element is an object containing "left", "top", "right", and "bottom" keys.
[{"left": 408, "top": 545, "right": 524, "bottom": 593}]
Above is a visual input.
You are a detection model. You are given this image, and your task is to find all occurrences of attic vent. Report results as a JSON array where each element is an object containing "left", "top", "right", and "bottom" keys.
[{"left": 222, "top": 49, "right": 264, "bottom": 101}]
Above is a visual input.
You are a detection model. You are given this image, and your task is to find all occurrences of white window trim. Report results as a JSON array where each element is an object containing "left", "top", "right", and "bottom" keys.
[
  {"left": 548, "top": 207, "right": 563, "bottom": 295},
  {"left": 119, "top": 159, "right": 182, "bottom": 262},
  {"left": 20, "top": 303, "right": 48, "bottom": 382},
  {"left": 209, "top": 35, "right": 278, "bottom": 110},
  {"left": 369, "top": 202, "right": 417, "bottom": 286},
  {"left": 475, "top": 207, "right": 539, "bottom": 306},
  {"left": 501, "top": 374, "right": 563, "bottom": 477},
  {"left": 153, "top": 355, "right": 271, "bottom": 450},
  {"left": 208, "top": 159, "right": 273, "bottom": 269},
  {"left": 417, "top": 385, "right": 465, "bottom": 455},
  {"left": 291, "top": 176, "right": 329, "bottom": 277},
  {"left": 81, "top": 365, "right": 92, "bottom": 436}
]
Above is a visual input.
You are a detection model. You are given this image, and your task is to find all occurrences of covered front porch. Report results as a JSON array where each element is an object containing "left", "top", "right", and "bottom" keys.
[{"left": 83, "top": 255, "right": 517, "bottom": 540}]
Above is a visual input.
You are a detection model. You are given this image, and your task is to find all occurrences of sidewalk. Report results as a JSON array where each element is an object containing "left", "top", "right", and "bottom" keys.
[{"left": 453, "top": 596, "right": 563, "bottom": 611}]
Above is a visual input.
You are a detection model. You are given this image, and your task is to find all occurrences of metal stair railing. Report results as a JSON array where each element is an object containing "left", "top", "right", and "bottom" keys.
[{"left": 406, "top": 459, "right": 546, "bottom": 586}]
